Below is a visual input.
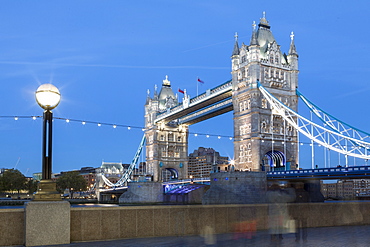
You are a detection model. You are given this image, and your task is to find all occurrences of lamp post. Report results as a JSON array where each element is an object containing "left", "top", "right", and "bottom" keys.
[{"left": 34, "top": 83, "right": 61, "bottom": 201}]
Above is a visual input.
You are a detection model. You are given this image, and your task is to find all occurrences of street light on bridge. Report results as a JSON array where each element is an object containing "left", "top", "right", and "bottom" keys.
[{"left": 34, "top": 83, "right": 61, "bottom": 201}]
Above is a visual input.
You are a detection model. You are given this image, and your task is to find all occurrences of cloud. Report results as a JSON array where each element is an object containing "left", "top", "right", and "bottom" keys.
[{"left": 0, "top": 61, "right": 229, "bottom": 70}]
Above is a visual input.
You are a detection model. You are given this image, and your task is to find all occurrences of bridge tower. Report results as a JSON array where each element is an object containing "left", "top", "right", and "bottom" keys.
[
  {"left": 231, "top": 13, "right": 299, "bottom": 171},
  {"left": 144, "top": 76, "right": 189, "bottom": 182}
]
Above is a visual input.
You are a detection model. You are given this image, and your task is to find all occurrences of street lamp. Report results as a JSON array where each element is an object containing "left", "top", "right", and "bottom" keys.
[{"left": 34, "top": 83, "right": 61, "bottom": 201}]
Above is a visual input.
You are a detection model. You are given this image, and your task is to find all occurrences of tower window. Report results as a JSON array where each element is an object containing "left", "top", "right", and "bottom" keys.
[
  {"left": 168, "top": 133, "right": 174, "bottom": 142},
  {"left": 262, "top": 99, "right": 267, "bottom": 109}
]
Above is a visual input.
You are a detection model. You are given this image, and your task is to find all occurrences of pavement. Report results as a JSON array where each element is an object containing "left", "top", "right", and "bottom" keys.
[{"left": 23, "top": 224, "right": 370, "bottom": 247}]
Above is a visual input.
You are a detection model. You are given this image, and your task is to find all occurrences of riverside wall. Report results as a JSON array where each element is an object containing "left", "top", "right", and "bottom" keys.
[{"left": 1, "top": 202, "right": 369, "bottom": 245}]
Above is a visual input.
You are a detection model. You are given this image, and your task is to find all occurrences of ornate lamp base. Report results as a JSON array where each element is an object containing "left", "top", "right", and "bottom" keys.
[{"left": 34, "top": 179, "right": 62, "bottom": 201}]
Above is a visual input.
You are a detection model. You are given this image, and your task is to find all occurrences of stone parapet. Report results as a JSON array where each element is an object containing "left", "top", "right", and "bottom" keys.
[
  {"left": 25, "top": 201, "right": 70, "bottom": 246},
  {"left": 2, "top": 201, "right": 370, "bottom": 245}
]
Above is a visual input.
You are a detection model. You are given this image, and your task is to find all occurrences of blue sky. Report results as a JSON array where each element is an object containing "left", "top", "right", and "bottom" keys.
[{"left": 1, "top": 1, "right": 370, "bottom": 176}]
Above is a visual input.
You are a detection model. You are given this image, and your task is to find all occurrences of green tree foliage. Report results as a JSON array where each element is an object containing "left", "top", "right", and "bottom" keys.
[
  {"left": 25, "top": 179, "right": 38, "bottom": 194},
  {"left": 0, "top": 169, "right": 26, "bottom": 196},
  {"left": 56, "top": 171, "right": 87, "bottom": 198}
]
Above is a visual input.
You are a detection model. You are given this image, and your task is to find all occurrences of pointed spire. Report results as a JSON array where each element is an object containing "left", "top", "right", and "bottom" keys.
[
  {"left": 162, "top": 75, "right": 170, "bottom": 86},
  {"left": 146, "top": 89, "right": 151, "bottom": 104},
  {"left": 153, "top": 84, "right": 158, "bottom": 100},
  {"left": 250, "top": 21, "right": 258, "bottom": 46},
  {"left": 258, "top": 11, "right": 270, "bottom": 29},
  {"left": 288, "top": 31, "right": 298, "bottom": 55},
  {"left": 232, "top": 32, "right": 240, "bottom": 56}
]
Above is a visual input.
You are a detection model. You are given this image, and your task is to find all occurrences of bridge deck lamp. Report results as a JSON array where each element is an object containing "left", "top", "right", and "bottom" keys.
[{"left": 34, "top": 83, "right": 61, "bottom": 201}]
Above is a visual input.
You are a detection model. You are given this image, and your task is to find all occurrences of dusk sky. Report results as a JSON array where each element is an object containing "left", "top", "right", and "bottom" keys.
[{"left": 1, "top": 1, "right": 370, "bottom": 176}]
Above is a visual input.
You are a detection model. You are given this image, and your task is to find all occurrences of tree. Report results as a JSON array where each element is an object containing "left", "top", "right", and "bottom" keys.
[
  {"left": 0, "top": 169, "right": 26, "bottom": 197},
  {"left": 56, "top": 171, "right": 87, "bottom": 198},
  {"left": 25, "top": 179, "right": 38, "bottom": 194}
]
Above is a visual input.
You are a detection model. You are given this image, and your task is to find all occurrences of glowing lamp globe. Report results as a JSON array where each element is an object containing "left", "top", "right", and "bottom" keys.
[{"left": 35, "top": 84, "right": 61, "bottom": 110}]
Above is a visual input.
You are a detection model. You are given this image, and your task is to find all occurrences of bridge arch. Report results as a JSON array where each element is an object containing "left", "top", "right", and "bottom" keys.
[
  {"left": 263, "top": 150, "right": 286, "bottom": 169},
  {"left": 161, "top": 168, "right": 179, "bottom": 181}
]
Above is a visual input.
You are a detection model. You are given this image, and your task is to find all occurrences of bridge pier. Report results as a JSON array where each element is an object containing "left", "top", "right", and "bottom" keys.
[
  {"left": 119, "top": 182, "right": 163, "bottom": 204},
  {"left": 202, "top": 171, "right": 267, "bottom": 204},
  {"left": 303, "top": 180, "right": 325, "bottom": 202}
]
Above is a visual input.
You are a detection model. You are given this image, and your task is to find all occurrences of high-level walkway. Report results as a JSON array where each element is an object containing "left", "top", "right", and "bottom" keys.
[{"left": 26, "top": 225, "right": 370, "bottom": 247}]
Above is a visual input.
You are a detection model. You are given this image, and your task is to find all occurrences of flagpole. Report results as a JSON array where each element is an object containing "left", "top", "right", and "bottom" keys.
[{"left": 196, "top": 77, "right": 198, "bottom": 97}]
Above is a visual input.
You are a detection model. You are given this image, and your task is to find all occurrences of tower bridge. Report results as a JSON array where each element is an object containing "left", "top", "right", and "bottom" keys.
[
  {"left": 98, "top": 14, "right": 370, "bottom": 192},
  {"left": 144, "top": 14, "right": 299, "bottom": 182}
]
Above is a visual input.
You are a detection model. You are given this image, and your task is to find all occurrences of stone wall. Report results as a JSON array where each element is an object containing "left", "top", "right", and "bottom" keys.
[
  {"left": 0, "top": 208, "right": 24, "bottom": 246},
  {"left": 70, "top": 202, "right": 370, "bottom": 242},
  {"left": 2, "top": 202, "right": 370, "bottom": 245}
]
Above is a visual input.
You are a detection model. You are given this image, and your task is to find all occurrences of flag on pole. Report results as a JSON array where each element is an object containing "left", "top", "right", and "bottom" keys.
[
  {"left": 178, "top": 88, "right": 185, "bottom": 94},
  {"left": 197, "top": 78, "right": 204, "bottom": 84}
]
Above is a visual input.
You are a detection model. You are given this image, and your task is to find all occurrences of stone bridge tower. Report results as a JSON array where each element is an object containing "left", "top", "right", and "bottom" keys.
[
  {"left": 145, "top": 76, "right": 189, "bottom": 182},
  {"left": 232, "top": 13, "right": 299, "bottom": 171}
]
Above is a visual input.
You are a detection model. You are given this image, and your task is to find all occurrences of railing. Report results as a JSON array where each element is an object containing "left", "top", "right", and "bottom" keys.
[
  {"left": 162, "top": 177, "right": 210, "bottom": 185},
  {"left": 190, "top": 80, "right": 232, "bottom": 104},
  {"left": 267, "top": 166, "right": 370, "bottom": 179}
]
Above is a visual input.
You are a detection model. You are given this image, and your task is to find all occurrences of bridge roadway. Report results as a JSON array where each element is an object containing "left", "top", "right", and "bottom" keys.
[
  {"left": 267, "top": 165, "right": 370, "bottom": 180},
  {"left": 154, "top": 80, "right": 232, "bottom": 125}
]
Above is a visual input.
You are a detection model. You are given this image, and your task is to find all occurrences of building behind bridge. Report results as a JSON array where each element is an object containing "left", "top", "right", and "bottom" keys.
[
  {"left": 320, "top": 179, "right": 370, "bottom": 200},
  {"left": 188, "top": 147, "right": 229, "bottom": 178}
]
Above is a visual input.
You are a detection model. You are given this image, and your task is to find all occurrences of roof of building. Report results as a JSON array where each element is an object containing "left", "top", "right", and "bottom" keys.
[{"left": 158, "top": 75, "right": 178, "bottom": 112}]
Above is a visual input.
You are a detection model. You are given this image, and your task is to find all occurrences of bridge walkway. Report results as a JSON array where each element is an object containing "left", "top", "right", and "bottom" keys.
[{"left": 31, "top": 224, "right": 370, "bottom": 247}]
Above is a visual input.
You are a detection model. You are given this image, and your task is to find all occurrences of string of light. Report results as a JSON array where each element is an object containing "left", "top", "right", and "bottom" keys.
[
  {"left": 2, "top": 115, "right": 358, "bottom": 148},
  {"left": 0, "top": 115, "right": 234, "bottom": 140}
]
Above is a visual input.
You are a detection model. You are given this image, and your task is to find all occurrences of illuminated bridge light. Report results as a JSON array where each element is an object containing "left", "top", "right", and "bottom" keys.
[
  {"left": 32, "top": 116, "right": 37, "bottom": 120},
  {"left": 218, "top": 136, "right": 221, "bottom": 139},
  {"left": 128, "top": 126, "right": 131, "bottom": 130},
  {"left": 14, "top": 117, "right": 18, "bottom": 120},
  {"left": 229, "top": 137, "right": 232, "bottom": 140},
  {"left": 194, "top": 134, "right": 198, "bottom": 137},
  {"left": 113, "top": 125, "right": 117, "bottom": 128},
  {"left": 206, "top": 135, "right": 209, "bottom": 138},
  {"left": 98, "top": 123, "right": 101, "bottom": 127},
  {"left": 66, "top": 119, "right": 70, "bottom": 123}
]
